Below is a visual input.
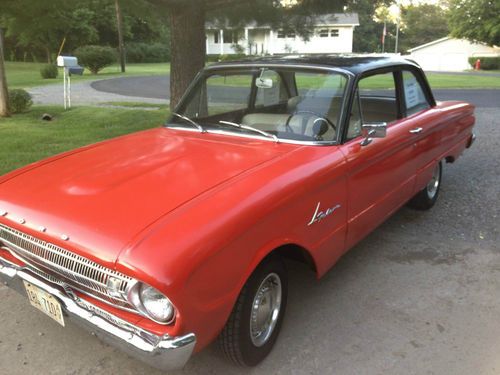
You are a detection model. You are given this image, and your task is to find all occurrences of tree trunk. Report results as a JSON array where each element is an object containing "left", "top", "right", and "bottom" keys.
[
  {"left": 45, "top": 46, "right": 52, "bottom": 64},
  {"left": 169, "top": 1, "right": 206, "bottom": 110},
  {"left": 115, "top": 0, "right": 126, "bottom": 73},
  {"left": 0, "top": 28, "right": 10, "bottom": 117}
]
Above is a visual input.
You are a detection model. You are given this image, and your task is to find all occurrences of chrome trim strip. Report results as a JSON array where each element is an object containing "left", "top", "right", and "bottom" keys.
[
  {"left": 0, "top": 257, "right": 196, "bottom": 371},
  {"left": 0, "top": 224, "right": 133, "bottom": 308}
]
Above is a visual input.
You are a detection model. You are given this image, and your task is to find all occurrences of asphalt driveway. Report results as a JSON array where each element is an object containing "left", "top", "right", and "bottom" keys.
[
  {"left": 0, "top": 105, "right": 499, "bottom": 374},
  {"left": 91, "top": 75, "right": 500, "bottom": 108}
]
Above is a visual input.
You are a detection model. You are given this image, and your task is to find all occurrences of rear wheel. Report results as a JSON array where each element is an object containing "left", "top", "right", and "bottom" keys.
[
  {"left": 408, "top": 161, "right": 442, "bottom": 210},
  {"left": 218, "top": 256, "right": 288, "bottom": 366}
]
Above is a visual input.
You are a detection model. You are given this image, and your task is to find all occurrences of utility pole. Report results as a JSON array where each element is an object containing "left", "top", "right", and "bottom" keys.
[
  {"left": 0, "top": 27, "right": 10, "bottom": 117},
  {"left": 115, "top": 0, "right": 126, "bottom": 73},
  {"left": 394, "top": 17, "right": 400, "bottom": 54}
]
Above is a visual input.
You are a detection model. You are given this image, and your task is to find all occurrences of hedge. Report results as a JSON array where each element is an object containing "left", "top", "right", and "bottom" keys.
[
  {"left": 468, "top": 56, "right": 500, "bottom": 70},
  {"left": 125, "top": 42, "right": 170, "bottom": 63}
]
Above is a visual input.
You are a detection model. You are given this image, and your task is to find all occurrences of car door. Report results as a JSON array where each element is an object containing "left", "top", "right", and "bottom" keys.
[
  {"left": 339, "top": 69, "right": 418, "bottom": 250},
  {"left": 400, "top": 69, "right": 443, "bottom": 193}
]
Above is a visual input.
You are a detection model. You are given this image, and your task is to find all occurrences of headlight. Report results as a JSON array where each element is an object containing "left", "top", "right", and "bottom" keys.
[{"left": 138, "top": 284, "right": 175, "bottom": 323}]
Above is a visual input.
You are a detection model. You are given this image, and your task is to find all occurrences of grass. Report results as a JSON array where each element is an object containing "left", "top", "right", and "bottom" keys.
[
  {"left": 0, "top": 106, "right": 169, "bottom": 175},
  {"left": 5, "top": 62, "right": 170, "bottom": 89}
]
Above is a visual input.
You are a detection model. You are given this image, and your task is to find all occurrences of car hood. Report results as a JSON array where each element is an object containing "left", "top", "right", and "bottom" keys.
[{"left": 0, "top": 128, "right": 291, "bottom": 266}]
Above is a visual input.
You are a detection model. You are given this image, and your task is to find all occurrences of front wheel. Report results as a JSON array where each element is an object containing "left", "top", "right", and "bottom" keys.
[
  {"left": 408, "top": 161, "right": 442, "bottom": 210},
  {"left": 218, "top": 256, "right": 288, "bottom": 366}
]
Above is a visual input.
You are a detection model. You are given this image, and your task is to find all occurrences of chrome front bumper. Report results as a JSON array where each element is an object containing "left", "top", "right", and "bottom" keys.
[{"left": 0, "top": 257, "right": 196, "bottom": 371}]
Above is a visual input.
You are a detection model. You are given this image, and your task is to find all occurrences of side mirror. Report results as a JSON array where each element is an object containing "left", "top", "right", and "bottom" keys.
[{"left": 360, "top": 122, "right": 387, "bottom": 146}]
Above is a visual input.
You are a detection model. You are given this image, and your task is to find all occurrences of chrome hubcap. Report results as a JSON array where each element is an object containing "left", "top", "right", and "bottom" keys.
[
  {"left": 426, "top": 164, "right": 440, "bottom": 199},
  {"left": 250, "top": 273, "right": 282, "bottom": 347}
]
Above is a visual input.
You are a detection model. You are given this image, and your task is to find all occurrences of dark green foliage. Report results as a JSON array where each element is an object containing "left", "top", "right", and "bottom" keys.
[
  {"left": 8, "top": 89, "right": 33, "bottom": 113},
  {"left": 40, "top": 64, "right": 58, "bottom": 79},
  {"left": 399, "top": 4, "right": 449, "bottom": 53},
  {"left": 74, "top": 45, "right": 117, "bottom": 74},
  {"left": 125, "top": 42, "right": 170, "bottom": 63},
  {"left": 346, "top": 0, "right": 392, "bottom": 53},
  {"left": 448, "top": 0, "right": 500, "bottom": 46},
  {"left": 468, "top": 56, "right": 500, "bottom": 70}
]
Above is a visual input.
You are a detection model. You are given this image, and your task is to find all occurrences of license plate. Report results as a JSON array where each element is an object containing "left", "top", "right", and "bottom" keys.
[{"left": 23, "top": 281, "right": 65, "bottom": 327}]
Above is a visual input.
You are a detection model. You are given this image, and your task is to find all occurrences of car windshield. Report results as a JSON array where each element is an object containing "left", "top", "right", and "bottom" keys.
[{"left": 167, "top": 66, "right": 348, "bottom": 143}]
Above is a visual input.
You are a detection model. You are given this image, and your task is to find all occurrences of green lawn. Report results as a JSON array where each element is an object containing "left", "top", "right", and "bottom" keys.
[
  {"left": 5, "top": 62, "right": 170, "bottom": 89},
  {"left": 0, "top": 106, "right": 169, "bottom": 175}
]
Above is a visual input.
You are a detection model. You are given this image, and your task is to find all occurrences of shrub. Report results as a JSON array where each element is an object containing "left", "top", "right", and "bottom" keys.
[
  {"left": 206, "top": 53, "right": 247, "bottom": 63},
  {"left": 9, "top": 89, "right": 33, "bottom": 113},
  {"left": 125, "top": 42, "right": 170, "bottom": 63},
  {"left": 468, "top": 56, "right": 500, "bottom": 70},
  {"left": 40, "top": 64, "right": 59, "bottom": 79},
  {"left": 74, "top": 45, "right": 117, "bottom": 74}
]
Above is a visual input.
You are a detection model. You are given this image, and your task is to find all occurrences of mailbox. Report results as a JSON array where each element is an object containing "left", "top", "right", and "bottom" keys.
[
  {"left": 57, "top": 55, "right": 78, "bottom": 68},
  {"left": 57, "top": 55, "right": 84, "bottom": 109},
  {"left": 68, "top": 67, "right": 84, "bottom": 76}
]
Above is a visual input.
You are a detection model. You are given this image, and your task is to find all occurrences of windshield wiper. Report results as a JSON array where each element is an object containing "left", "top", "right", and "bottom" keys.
[
  {"left": 171, "top": 112, "right": 205, "bottom": 133},
  {"left": 219, "top": 121, "right": 279, "bottom": 143}
]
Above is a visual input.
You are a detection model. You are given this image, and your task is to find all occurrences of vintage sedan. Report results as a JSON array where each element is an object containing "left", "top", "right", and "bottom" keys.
[{"left": 0, "top": 56, "right": 475, "bottom": 370}]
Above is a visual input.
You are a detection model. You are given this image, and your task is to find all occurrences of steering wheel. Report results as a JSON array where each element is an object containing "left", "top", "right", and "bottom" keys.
[{"left": 293, "top": 110, "right": 336, "bottom": 131}]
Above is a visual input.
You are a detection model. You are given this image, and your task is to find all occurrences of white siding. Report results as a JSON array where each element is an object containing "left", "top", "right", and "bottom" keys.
[{"left": 408, "top": 38, "right": 500, "bottom": 72}]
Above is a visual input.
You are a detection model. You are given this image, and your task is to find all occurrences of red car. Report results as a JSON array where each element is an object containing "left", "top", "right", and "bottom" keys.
[{"left": 0, "top": 56, "right": 475, "bottom": 370}]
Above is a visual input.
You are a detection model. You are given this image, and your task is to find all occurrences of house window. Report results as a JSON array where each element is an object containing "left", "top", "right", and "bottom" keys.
[
  {"left": 286, "top": 32, "right": 296, "bottom": 38},
  {"left": 223, "top": 30, "right": 239, "bottom": 44},
  {"left": 330, "top": 29, "right": 339, "bottom": 37},
  {"left": 214, "top": 31, "right": 219, "bottom": 44},
  {"left": 319, "top": 29, "right": 329, "bottom": 37},
  {"left": 277, "top": 30, "right": 286, "bottom": 38}
]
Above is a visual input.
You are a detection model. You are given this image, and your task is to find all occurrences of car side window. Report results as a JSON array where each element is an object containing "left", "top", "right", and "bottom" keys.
[
  {"left": 402, "top": 70, "right": 430, "bottom": 116},
  {"left": 346, "top": 71, "right": 398, "bottom": 140}
]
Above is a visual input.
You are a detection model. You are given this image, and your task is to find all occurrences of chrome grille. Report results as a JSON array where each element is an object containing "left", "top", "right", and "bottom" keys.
[{"left": 0, "top": 224, "right": 134, "bottom": 310}]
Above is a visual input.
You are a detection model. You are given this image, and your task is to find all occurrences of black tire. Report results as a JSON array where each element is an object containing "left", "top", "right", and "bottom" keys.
[
  {"left": 408, "top": 161, "right": 442, "bottom": 210},
  {"left": 218, "top": 255, "right": 288, "bottom": 367}
]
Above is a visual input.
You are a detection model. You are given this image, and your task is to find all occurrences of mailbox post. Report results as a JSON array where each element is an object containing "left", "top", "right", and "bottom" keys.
[{"left": 57, "top": 56, "right": 84, "bottom": 109}]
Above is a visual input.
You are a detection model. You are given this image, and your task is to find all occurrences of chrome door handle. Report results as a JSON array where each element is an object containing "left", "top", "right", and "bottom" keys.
[{"left": 409, "top": 127, "right": 423, "bottom": 134}]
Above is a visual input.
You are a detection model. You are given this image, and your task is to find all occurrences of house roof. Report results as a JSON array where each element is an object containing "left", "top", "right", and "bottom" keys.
[
  {"left": 407, "top": 37, "right": 451, "bottom": 52},
  {"left": 206, "top": 13, "right": 359, "bottom": 29}
]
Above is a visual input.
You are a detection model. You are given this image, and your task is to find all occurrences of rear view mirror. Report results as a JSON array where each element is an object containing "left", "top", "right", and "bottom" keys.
[
  {"left": 256, "top": 78, "right": 273, "bottom": 89},
  {"left": 360, "top": 122, "right": 387, "bottom": 146}
]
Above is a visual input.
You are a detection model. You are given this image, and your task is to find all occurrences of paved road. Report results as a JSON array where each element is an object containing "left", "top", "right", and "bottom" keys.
[
  {"left": 0, "top": 107, "right": 499, "bottom": 374},
  {"left": 91, "top": 75, "right": 500, "bottom": 108}
]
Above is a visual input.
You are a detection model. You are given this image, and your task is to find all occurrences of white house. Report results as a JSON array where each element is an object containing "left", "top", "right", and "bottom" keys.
[
  {"left": 206, "top": 13, "right": 359, "bottom": 56},
  {"left": 407, "top": 37, "right": 500, "bottom": 71}
]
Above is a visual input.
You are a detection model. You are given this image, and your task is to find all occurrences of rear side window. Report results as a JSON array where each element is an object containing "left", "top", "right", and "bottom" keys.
[{"left": 402, "top": 71, "right": 430, "bottom": 116}]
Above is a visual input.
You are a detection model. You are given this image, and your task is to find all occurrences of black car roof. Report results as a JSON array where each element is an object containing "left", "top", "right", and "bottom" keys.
[{"left": 208, "top": 54, "right": 420, "bottom": 75}]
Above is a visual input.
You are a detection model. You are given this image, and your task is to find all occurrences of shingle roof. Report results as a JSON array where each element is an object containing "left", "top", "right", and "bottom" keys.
[{"left": 206, "top": 13, "right": 359, "bottom": 29}]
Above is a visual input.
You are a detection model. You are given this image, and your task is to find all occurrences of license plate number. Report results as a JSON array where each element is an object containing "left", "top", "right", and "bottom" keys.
[{"left": 23, "top": 281, "right": 65, "bottom": 327}]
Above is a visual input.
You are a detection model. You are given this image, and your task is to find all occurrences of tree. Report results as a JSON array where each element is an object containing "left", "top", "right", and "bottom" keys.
[
  {"left": 2, "top": 0, "right": 99, "bottom": 63},
  {"left": 151, "top": 0, "right": 348, "bottom": 109},
  {"left": 0, "top": 28, "right": 10, "bottom": 117},
  {"left": 448, "top": 0, "right": 500, "bottom": 46},
  {"left": 346, "top": 0, "right": 392, "bottom": 53},
  {"left": 399, "top": 4, "right": 449, "bottom": 53},
  {"left": 115, "top": 0, "right": 126, "bottom": 72}
]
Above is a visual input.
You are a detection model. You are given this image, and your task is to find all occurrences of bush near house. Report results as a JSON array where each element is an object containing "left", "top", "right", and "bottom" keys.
[
  {"left": 468, "top": 56, "right": 500, "bottom": 70},
  {"left": 40, "top": 64, "right": 59, "bottom": 79},
  {"left": 74, "top": 45, "right": 117, "bottom": 74},
  {"left": 8, "top": 89, "right": 33, "bottom": 113},
  {"left": 125, "top": 42, "right": 170, "bottom": 63},
  {"left": 206, "top": 54, "right": 247, "bottom": 63}
]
